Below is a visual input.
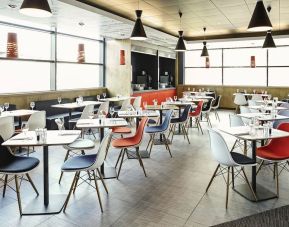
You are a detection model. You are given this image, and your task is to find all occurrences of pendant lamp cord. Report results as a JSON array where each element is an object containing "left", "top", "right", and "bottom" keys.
[
  {"left": 203, "top": 27, "right": 206, "bottom": 42},
  {"left": 179, "top": 10, "right": 182, "bottom": 31}
]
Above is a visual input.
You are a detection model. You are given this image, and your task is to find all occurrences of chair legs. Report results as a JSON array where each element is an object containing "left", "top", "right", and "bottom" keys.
[
  {"left": 63, "top": 172, "right": 78, "bottom": 212},
  {"left": 59, "top": 150, "right": 71, "bottom": 184},
  {"left": 163, "top": 134, "right": 172, "bottom": 158},
  {"left": 274, "top": 163, "right": 279, "bottom": 197},
  {"left": 15, "top": 175, "right": 22, "bottom": 216},
  {"left": 241, "top": 168, "right": 257, "bottom": 201},
  {"left": 225, "top": 167, "right": 230, "bottom": 209},
  {"left": 206, "top": 164, "right": 220, "bottom": 192},
  {"left": 136, "top": 149, "right": 147, "bottom": 177},
  {"left": 92, "top": 170, "right": 103, "bottom": 212},
  {"left": 26, "top": 173, "right": 39, "bottom": 196},
  {"left": 3, "top": 175, "right": 8, "bottom": 197}
]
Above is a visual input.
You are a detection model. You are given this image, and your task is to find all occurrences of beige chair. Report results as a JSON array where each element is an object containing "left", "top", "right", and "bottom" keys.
[
  {"left": 233, "top": 93, "right": 247, "bottom": 113},
  {"left": 132, "top": 96, "right": 142, "bottom": 110}
]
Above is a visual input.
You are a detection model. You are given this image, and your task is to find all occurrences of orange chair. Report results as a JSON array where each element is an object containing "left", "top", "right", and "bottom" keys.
[
  {"left": 112, "top": 117, "right": 148, "bottom": 178},
  {"left": 256, "top": 123, "right": 289, "bottom": 197},
  {"left": 188, "top": 101, "right": 204, "bottom": 134}
]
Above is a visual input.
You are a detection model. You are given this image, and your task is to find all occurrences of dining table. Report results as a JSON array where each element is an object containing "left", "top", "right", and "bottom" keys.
[
  {"left": 76, "top": 118, "right": 128, "bottom": 179},
  {"left": 99, "top": 96, "right": 135, "bottom": 102},
  {"left": 0, "top": 109, "right": 39, "bottom": 126},
  {"left": 219, "top": 125, "right": 289, "bottom": 202},
  {"left": 248, "top": 105, "right": 288, "bottom": 112},
  {"left": 3, "top": 130, "right": 81, "bottom": 215}
]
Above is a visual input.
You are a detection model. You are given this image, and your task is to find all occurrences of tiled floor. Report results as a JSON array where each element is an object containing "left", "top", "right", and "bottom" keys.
[{"left": 1, "top": 110, "right": 289, "bottom": 227}]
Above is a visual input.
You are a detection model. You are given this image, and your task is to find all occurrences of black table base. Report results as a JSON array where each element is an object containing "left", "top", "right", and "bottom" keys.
[
  {"left": 22, "top": 194, "right": 67, "bottom": 215},
  {"left": 234, "top": 183, "right": 277, "bottom": 202},
  {"left": 153, "top": 138, "right": 172, "bottom": 145},
  {"left": 127, "top": 149, "right": 150, "bottom": 159},
  {"left": 100, "top": 166, "right": 117, "bottom": 179}
]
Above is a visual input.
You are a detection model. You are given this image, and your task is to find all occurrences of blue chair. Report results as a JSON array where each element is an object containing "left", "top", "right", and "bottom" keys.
[
  {"left": 62, "top": 130, "right": 112, "bottom": 213},
  {"left": 145, "top": 110, "right": 173, "bottom": 157},
  {"left": 0, "top": 118, "right": 39, "bottom": 216},
  {"left": 168, "top": 105, "right": 192, "bottom": 144},
  {"left": 273, "top": 110, "right": 289, "bottom": 129}
]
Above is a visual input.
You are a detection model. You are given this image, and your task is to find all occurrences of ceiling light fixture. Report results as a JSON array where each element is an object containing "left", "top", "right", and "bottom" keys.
[
  {"left": 130, "top": 0, "right": 147, "bottom": 40},
  {"left": 19, "top": 0, "right": 52, "bottom": 18},
  {"left": 201, "top": 27, "right": 209, "bottom": 57},
  {"left": 175, "top": 11, "right": 186, "bottom": 52},
  {"left": 263, "top": 6, "right": 276, "bottom": 48},
  {"left": 248, "top": 0, "right": 272, "bottom": 32}
]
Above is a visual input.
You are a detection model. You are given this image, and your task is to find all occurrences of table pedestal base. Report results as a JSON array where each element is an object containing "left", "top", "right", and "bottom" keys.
[
  {"left": 127, "top": 150, "right": 150, "bottom": 159},
  {"left": 101, "top": 167, "right": 117, "bottom": 179},
  {"left": 234, "top": 183, "right": 277, "bottom": 202},
  {"left": 22, "top": 194, "right": 67, "bottom": 215},
  {"left": 153, "top": 139, "right": 172, "bottom": 145}
]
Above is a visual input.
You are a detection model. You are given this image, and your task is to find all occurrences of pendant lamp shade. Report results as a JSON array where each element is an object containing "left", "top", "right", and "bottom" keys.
[
  {"left": 263, "top": 31, "right": 276, "bottom": 48},
  {"left": 175, "top": 31, "right": 186, "bottom": 52},
  {"left": 7, "top": 33, "right": 18, "bottom": 58},
  {"left": 248, "top": 0, "right": 272, "bottom": 32},
  {"left": 20, "top": 0, "right": 52, "bottom": 18},
  {"left": 201, "top": 41, "right": 209, "bottom": 57},
  {"left": 130, "top": 10, "right": 147, "bottom": 40}
]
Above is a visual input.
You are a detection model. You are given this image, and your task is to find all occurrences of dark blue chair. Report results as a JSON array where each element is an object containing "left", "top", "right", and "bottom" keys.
[
  {"left": 145, "top": 110, "right": 173, "bottom": 157},
  {"left": 0, "top": 135, "right": 39, "bottom": 216},
  {"left": 62, "top": 131, "right": 112, "bottom": 213},
  {"left": 168, "top": 105, "right": 192, "bottom": 144}
]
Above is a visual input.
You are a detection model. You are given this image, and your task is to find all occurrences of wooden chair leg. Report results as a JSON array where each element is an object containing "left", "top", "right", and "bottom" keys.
[
  {"left": 73, "top": 172, "right": 80, "bottom": 194},
  {"left": 225, "top": 167, "right": 230, "bottom": 209},
  {"left": 182, "top": 125, "right": 190, "bottom": 144},
  {"left": 163, "top": 134, "right": 172, "bottom": 158},
  {"left": 206, "top": 164, "right": 220, "bottom": 192},
  {"left": 96, "top": 168, "right": 108, "bottom": 194},
  {"left": 59, "top": 150, "right": 71, "bottom": 184},
  {"left": 231, "top": 167, "right": 235, "bottom": 189},
  {"left": 256, "top": 160, "right": 265, "bottom": 175},
  {"left": 115, "top": 149, "right": 123, "bottom": 168},
  {"left": 3, "top": 175, "right": 8, "bottom": 197},
  {"left": 26, "top": 173, "right": 39, "bottom": 196},
  {"left": 241, "top": 167, "right": 257, "bottom": 201},
  {"left": 136, "top": 149, "right": 147, "bottom": 177},
  {"left": 15, "top": 175, "right": 22, "bottom": 215},
  {"left": 275, "top": 163, "right": 279, "bottom": 197},
  {"left": 149, "top": 134, "right": 155, "bottom": 156},
  {"left": 145, "top": 135, "right": 153, "bottom": 152},
  {"left": 63, "top": 172, "right": 78, "bottom": 212},
  {"left": 117, "top": 148, "right": 126, "bottom": 179},
  {"left": 92, "top": 170, "right": 103, "bottom": 212}
]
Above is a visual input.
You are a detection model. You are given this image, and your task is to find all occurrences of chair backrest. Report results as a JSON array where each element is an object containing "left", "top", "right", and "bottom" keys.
[
  {"left": 161, "top": 109, "right": 173, "bottom": 132},
  {"left": 133, "top": 96, "right": 142, "bottom": 110},
  {"left": 280, "top": 103, "right": 289, "bottom": 109},
  {"left": 273, "top": 110, "right": 289, "bottom": 128},
  {"left": 90, "top": 130, "right": 112, "bottom": 170},
  {"left": 27, "top": 111, "right": 46, "bottom": 130},
  {"left": 229, "top": 114, "right": 245, "bottom": 127},
  {"left": 96, "top": 102, "right": 109, "bottom": 117},
  {"left": 119, "top": 99, "right": 131, "bottom": 111},
  {"left": 265, "top": 123, "right": 289, "bottom": 152},
  {"left": 208, "top": 129, "right": 236, "bottom": 166},
  {"left": 202, "top": 98, "right": 213, "bottom": 112},
  {"left": 251, "top": 94, "right": 263, "bottom": 101},
  {"left": 234, "top": 93, "right": 247, "bottom": 106},
  {"left": 80, "top": 104, "right": 95, "bottom": 120},
  {"left": 0, "top": 116, "right": 14, "bottom": 141},
  {"left": 0, "top": 136, "right": 16, "bottom": 168},
  {"left": 191, "top": 101, "right": 203, "bottom": 117},
  {"left": 180, "top": 105, "right": 191, "bottom": 122},
  {"left": 240, "top": 106, "right": 251, "bottom": 114},
  {"left": 55, "top": 118, "right": 65, "bottom": 130},
  {"left": 212, "top": 95, "right": 221, "bottom": 108},
  {"left": 132, "top": 117, "right": 148, "bottom": 147}
]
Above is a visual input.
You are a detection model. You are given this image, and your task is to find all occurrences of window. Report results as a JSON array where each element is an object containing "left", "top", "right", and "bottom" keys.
[
  {"left": 268, "top": 47, "right": 289, "bottom": 66},
  {"left": 185, "top": 68, "right": 222, "bottom": 85},
  {"left": 223, "top": 68, "right": 266, "bottom": 86},
  {"left": 268, "top": 68, "right": 289, "bottom": 87},
  {"left": 185, "top": 50, "right": 222, "bottom": 67},
  {"left": 57, "top": 64, "right": 101, "bottom": 90},
  {"left": 0, "top": 60, "right": 50, "bottom": 93}
]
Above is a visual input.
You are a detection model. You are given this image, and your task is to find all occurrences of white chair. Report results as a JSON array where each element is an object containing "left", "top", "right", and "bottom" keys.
[
  {"left": 211, "top": 95, "right": 222, "bottom": 121},
  {"left": 234, "top": 93, "right": 247, "bottom": 113},
  {"left": 239, "top": 106, "right": 252, "bottom": 125},
  {"left": 95, "top": 102, "right": 109, "bottom": 118},
  {"left": 132, "top": 96, "right": 142, "bottom": 110},
  {"left": 251, "top": 94, "right": 263, "bottom": 101},
  {"left": 62, "top": 130, "right": 112, "bottom": 213},
  {"left": 0, "top": 116, "right": 14, "bottom": 141},
  {"left": 119, "top": 99, "right": 132, "bottom": 111},
  {"left": 69, "top": 104, "right": 95, "bottom": 124},
  {"left": 206, "top": 129, "right": 257, "bottom": 208},
  {"left": 248, "top": 100, "right": 256, "bottom": 107},
  {"left": 27, "top": 111, "right": 46, "bottom": 130},
  {"left": 55, "top": 119, "right": 95, "bottom": 184}
]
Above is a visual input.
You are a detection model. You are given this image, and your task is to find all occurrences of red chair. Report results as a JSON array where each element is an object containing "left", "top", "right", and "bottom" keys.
[
  {"left": 112, "top": 117, "right": 148, "bottom": 178},
  {"left": 188, "top": 101, "right": 204, "bottom": 134},
  {"left": 256, "top": 122, "right": 289, "bottom": 197}
]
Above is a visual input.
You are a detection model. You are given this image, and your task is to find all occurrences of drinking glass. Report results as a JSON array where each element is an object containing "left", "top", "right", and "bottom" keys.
[
  {"left": 174, "top": 96, "right": 177, "bottom": 101},
  {"left": 4, "top": 102, "right": 9, "bottom": 111},
  {"left": 109, "top": 107, "right": 114, "bottom": 118},
  {"left": 30, "top": 101, "right": 35, "bottom": 110},
  {"left": 58, "top": 97, "right": 62, "bottom": 104},
  {"left": 21, "top": 123, "right": 29, "bottom": 136},
  {"left": 103, "top": 93, "right": 106, "bottom": 99},
  {"left": 143, "top": 101, "right": 147, "bottom": 109},
  {"left": 97, "top": 95, "right": 100, "bottom": 101},
  {"left": 236, "top": 89, "right": 239, "bottom": 93}
]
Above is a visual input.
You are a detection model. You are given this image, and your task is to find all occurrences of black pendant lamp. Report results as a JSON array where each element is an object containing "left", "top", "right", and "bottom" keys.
[
  {"left": 248, "top": 0, "right": 272, "bottom": 32},
  {"left": 175, "top": 11, "right": 186, "bottom": 52},
  {"left": 130, "top": 4, "right": 147, "bottom": 40},
  {"left": 201, "top": 27, "right": 209, "bottom": 57},
  {"left": 20, "top": 0, "right": 52, "bottom": 17},
  {"left": 262, "top": 6, "right": 276, "bottom": 48}
]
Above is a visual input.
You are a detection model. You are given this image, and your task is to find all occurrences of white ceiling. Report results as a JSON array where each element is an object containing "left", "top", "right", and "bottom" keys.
[{"left": 0, "top": 0, "right": 178, "bottom": 49}]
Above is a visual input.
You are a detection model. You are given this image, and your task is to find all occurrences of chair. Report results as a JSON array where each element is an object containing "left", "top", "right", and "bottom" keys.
[
  {"left": 132, "top": 96, "right": 142, "bottom": 110},
  {"left": 69, "top": 104, "right": 95, "bottom": 124},
  {"left": 256, "top": 123, "right": 289, "bottom": 197},
  {"left": 0, "top": 116, "right": 14, "bottom": 141},
  {"left": 168, "top": 105, "right": 191, "bottom": 144},
  {"left": 201, "top": 98, "right": 213, "bottom": 127},
  {"left": 234, "top": 93, "right": 247, "bottom": 113},
  {"left": 280, "top": 103, "right": 289, "bottom": 109},
  {"left": 119, "top": 99, "right": 131, "bottom": 111},
  {"left": 55, "top": 119, "right": 95, "bottom": 184},
  {"left": 188, "top": 101, "right": 204, "bottom": 134},
  {"left": 95, "top": 102, "right": 109, "bottom": 118},
  {"left": 62, "top": 130, "right": 112, "bottom": 213},
  {"left": 273, "top": 110, "right": 289, "bottom": 128},
  {"left": 248, "top": 100, "right": 257, "bottom": 107},
  {"left": 112, "top": 117, "right": 148, "bottom": 178},
  {"left": 145, "top": 110, "right": 173, "bottom": 157},
  {"left": 211, "top": 95, "right": 222, "bottom": 121},
  {"left": 0, "top": 116, "right": 39, "bottom": 215},
  {"left": 251, "top": 94, "right": 263, "bottom": 101},
  {"left": 206, "top": 129, "right": 257, "bottom": 208}
]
